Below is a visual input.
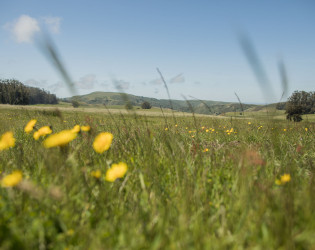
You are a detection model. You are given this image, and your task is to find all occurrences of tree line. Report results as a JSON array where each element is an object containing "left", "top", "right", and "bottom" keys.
[
  {"left": 0, "top": 79, "right": 58, "bottom": 105},
  {"left": 286, "top": 90, "right": 315, "bottom": 122}
]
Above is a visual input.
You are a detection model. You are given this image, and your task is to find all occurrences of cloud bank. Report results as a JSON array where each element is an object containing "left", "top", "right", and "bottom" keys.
[{"left": 4, "top": 14, "right": 62, "bottom": 43}]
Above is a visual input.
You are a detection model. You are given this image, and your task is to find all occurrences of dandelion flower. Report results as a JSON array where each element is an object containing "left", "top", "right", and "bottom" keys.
[
  {"left": 93, "top": 132, "right": 113, "bottom": 153},
  {"left": 275, "top": 173, "right": 291, "bottom": 185},
  {"left": 1, "top": 170, "right": 22, "bottom": 187},
  {"left": 280, "top": 174, "right": 291, "bottom": 183},
  {"left": 105, "top": 162, "right": 128, "bottom": 182},
  {"left": 0, "top": 131, "right": 15, "bottom": 151},
  {"left": 91, "top": 170, "right": 101, "bottom": 178},
  {"left": 71, "top": 125, "right": 81, "bottom": 133},
  {"left": 33, "top": 126, "right": 52, "bottom": 140},
  {"left": 24, "top": 119, "right": 37, "bottom": 133},
  {"left": 43, "top": 130, "right": 77, "bottom": 148},
  {"left": 81, "top": 125, "right": 91, "bottom": 132}
]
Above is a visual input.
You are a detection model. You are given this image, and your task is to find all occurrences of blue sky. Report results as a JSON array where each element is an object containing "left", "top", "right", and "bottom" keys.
[{"left": 1, "top": 1, "right": 314, "bottom": 103}]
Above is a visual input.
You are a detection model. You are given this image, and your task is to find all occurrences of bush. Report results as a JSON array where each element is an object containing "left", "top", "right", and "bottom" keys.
[
  {"left": 72, "top": 100, "right": 80, "bottom": 108},
  {"left": 141, "top": 101, "right": 152, "bottom": 109}
]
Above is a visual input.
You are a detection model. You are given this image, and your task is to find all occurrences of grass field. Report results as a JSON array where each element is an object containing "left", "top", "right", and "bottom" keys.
[{"left": 0, "top": 105, "right": 314, "bottom": 249}]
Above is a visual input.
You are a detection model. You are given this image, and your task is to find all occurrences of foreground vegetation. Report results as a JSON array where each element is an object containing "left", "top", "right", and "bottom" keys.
[{"left": 0, "top": 105, "right": 314, "bottom": 249}]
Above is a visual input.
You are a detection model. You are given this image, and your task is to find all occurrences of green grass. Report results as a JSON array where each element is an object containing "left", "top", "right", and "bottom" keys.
[{"left": 0, "top": 105, "right": 314, "bottom": 249}]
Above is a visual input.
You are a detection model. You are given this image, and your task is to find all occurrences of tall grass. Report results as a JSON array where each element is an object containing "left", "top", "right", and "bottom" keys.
[{"left": 0, "top": 106, "right": 314, "bottom": 249}]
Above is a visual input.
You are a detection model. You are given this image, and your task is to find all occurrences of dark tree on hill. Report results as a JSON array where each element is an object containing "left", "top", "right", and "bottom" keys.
[
  {"left": 286, "top": 91, "right": 315, "bottom": 122},
  {"left": 141, "top": 101, "right": 152, "bottom": 109},
  {"left": 125, "top": 101, "right": 133, "bottom": 110},
  {"left": 0, "top": 79, "right": 58, "bottom": 105},
  {"left": 72, "top": 100, "right": 80, "bottom": 108}
]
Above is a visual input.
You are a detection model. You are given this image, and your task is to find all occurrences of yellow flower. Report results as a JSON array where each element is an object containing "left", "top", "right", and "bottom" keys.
[
  {"left": 175, "top": 124, "right": 178, "bottom": 127},
  {"left": 33, "top": 126, "right": 52, "bottom": 140},
  {"left": 305, "top": 128, "right": 308, "bottom": 132},
  {"left": 165, "top": 128, "right": 168, "bottom": 131},
  {"left": 43, "top": 130, "right": 77, "bottom": 148},
  {"left": 93, "top": 132, "right": 113, "bottom": 153},
  {"left": 1, "top": 170, "right": 22, "bottom": 187},
  {"left": 275, "top": 173, "right": 291, "bottom": 185},
  {"left": 24, "top": 119, "right": 37, "bottom": 133},
  {"left": 248, "top": 122, "right": 251, "bottom": 125},
  {"left": 105, "top": 162, "right": 128, "bottom": 182},
  {"left": 91, "top": 170, "right": 101, "bottom": 178},
  {"left": 81, "top": 125, "right": 91, "bottom": 132},
  {"left": 71, "top": 125, "right": 80, "bottom": 133},
  {"left": 0, "top": 131, "right": 15, "bottom": 151},
  {"left": 283, "top": 129, "right": 287, "bottom": 132},
  {"left": 280, "top": 174, "right": 291, "bottom": 183}
]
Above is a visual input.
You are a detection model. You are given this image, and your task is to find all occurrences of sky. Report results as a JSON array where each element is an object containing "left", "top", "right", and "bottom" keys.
[{"left": 1, "top": 0, "right": 314, "bottom": 103}]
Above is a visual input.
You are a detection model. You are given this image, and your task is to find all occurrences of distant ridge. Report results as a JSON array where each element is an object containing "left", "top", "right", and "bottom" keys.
[{"left": 63, "top": 91, "right": 282, "bottom": 115}]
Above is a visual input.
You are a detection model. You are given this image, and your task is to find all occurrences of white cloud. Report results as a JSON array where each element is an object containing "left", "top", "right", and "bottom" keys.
[
  {"left": 74, "top": 74, "right": 97, "bottom": 89},
  {"left": 4, "top": 15, "right": 40, "bottom": 43},
  {"left": 43, "top": 16, "right": 62, "bottom": 34},
  {"left": 24, "top": 78, "right": 47, "bottom": 87},
  {"left": 149, "top": 78, "right": 163, "bottom": 85},
  {"left": 113, "top": 79, "right": 130, "bottom": 90},
  {"left": 170, "top": 73, "right": 185, "bottom": 84}
]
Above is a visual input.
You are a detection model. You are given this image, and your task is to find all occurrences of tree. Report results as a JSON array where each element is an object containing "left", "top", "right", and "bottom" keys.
[
  {"left": 141, "top": 101, "right": 152, "bottom": 109},
  {"left": 72, "top": 100, "right": 80, "bottom": 108},
  {"left": 286, "top": 91, "right": 315, "bottom": 122},
  {"left": 125, "top": 102, "right": 133, "bottom": 110}
]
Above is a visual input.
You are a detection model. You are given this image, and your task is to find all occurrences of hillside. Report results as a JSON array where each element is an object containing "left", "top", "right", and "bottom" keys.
[{"left": 64, "top": 91, "right": 258, "bottom": 115}]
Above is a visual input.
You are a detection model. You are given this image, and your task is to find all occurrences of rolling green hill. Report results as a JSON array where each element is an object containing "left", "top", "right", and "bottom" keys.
[{"left": 63, "top": 91, "right": 260, "bottom": 115}]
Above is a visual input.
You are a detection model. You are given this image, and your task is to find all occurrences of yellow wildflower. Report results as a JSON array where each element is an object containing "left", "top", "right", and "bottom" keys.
[
  {"left": 93, "top": 132, "right": 113, "bottom": 153},
  {"left": 248, "top": 122, "right": 251, "bottom": 125},
  {"left": 33, "top": 126, "right": 52, "bottom": 140},
  {"left": 305, "top": 128, "right": 308, "bottom": 132},
  {"left": 81, "top": 125, "right": 91, "bottom": 132},
  {"left": 165, "top": 128, "right": 168, "bottom": 131},
  {"left": 280, "top": 174, "right": 291, "bottom": 183},
  {"left": 105, "top": 162, "right": 128, "bottom": 182},
  {"left": 283, "top": 129, "right": 287, "bottom": 132},
  {"left": 71, "top": 125, "right": 80, "bottom": 133},
  {"left": 1, "top": 170, "right": 22, "bottom": 187},
  {"left": 24, "top": 119, "right": 37, "bottom": 133},
  {"left": 275, "top": 173, "right": 291, "bottom": 185},
  {"left": 175, "top": 124, "right": 178, "bottom": 127},
  {"left": 0, "top": 131, "right": 15, "bottom": 151},
  {"left": 91, "top": 170, "right": 101, "bottom": 178},
  {"left": 206, "top": 129, "right": 209, "bottom": 132},
  {"left": 43, "top": 130, "right": 77, "bottom": 148}
]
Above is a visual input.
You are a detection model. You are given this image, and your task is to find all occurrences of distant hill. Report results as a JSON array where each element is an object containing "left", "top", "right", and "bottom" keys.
[{"left": 63, "top": 91, "right": 261, "bottom": 115}]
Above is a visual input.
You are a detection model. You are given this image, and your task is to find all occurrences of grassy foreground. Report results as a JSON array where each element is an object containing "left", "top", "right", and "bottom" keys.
[{"left": 0, "top": 106, "right": 314, "bottom": 249}]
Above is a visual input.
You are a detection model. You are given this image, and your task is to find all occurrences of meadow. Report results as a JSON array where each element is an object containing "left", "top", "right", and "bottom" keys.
[{"left": 0, "top": 105, "right": 314, "bottom": 249}]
